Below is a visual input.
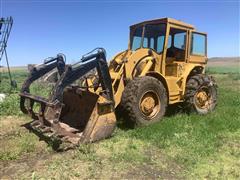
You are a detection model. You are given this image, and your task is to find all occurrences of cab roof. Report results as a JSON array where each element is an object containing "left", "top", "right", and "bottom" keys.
[{"left": 130, "top": 18, "right": 195, "bottom": 30}]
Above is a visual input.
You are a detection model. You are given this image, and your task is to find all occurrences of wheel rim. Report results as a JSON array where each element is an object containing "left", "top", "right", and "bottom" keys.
[
  {"left": 139, "top": 90, "right": 160, "bottom": 120},
  {"left": 194, "top": 87, "right": 212, "bottom": 110}
]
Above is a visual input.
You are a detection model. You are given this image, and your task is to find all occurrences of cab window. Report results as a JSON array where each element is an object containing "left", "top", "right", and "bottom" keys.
[
  {"left": 143, "top": 37, "right": 148, "bottom": 48},
  {"left": 131, "top": 26, "right": 143, "bottom": 51},
  {"left": 174, "top": 33, "right": 186, "bottom": 50},
  {"left": 157, "top": 36, "right": 165, "bottom": 53},
  {"left": 130, "top": 23, "right": 166, "bottom": 53},
  {"left": 166, "top": 28, "right": 186, "bottom": 61},
  {"left": 191, "top": 33, "right": 206, "bottom": 56},
  {"left": 167, "top": 35, "right": 172, "bottom": 48},
  {"left": 142, "top": 24, "right": 166, "bottom": 53}
]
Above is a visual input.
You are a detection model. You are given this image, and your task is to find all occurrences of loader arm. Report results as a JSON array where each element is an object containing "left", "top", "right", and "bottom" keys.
[
  {"left": 50, "top": 48, "right": 114, "bottom": 104},
  {"left": 20, "top": 54, "right": 66, "bottom": 115},
  {"left": 21, "top": 55, "right": 65, "bottom": 93}
]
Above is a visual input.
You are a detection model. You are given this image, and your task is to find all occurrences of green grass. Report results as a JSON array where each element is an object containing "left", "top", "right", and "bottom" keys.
[
  {"left": 0, "top": 133, "right": 37, "bottom": 160},
  {"left": 0, "top": 70, "right": 27, "bottom": 93},
  {"left": 206, "top": 66, "right": 240, "bottom": 74},
  {"left": 0, "top": 67, "right": 239, "bottom": 179},
  {"left": 0, "top": 70, "right": 53, "bottom": 116},
  {"left": 130, "top": 82, "right": 239, "bottom": 166}
]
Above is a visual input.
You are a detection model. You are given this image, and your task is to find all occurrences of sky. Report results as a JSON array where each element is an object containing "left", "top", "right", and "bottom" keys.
[{"left": 0, "top": 0, "right": 239, "bottom": 66}]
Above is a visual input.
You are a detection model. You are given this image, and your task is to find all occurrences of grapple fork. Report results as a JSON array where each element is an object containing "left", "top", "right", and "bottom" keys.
[{"left": 20, "top": 48, "right": 116, "bottom": 150}]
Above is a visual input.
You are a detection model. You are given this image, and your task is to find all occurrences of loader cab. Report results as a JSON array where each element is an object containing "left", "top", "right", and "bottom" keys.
[
  {"left": 129, "top": 18, "right": 207, "bottom": 77},
  {"left": 129, "top": 18, "right": 191, "bottom": 66}
]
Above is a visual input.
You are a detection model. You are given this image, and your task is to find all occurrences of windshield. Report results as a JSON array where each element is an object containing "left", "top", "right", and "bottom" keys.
[{"left": 130, "top": 23, "right": 166, "bottom": 53}]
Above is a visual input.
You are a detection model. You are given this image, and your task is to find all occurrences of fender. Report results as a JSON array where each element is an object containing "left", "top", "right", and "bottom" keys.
[
  {"left": 181, "top": 64, "right": 204, "bottom": 95},
  {"left": 146, "top": 71, "right": 169, "bottom": 103}
]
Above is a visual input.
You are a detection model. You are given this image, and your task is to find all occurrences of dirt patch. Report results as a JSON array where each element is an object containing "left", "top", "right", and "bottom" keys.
[
  {"left": 0, "top": 116, "right": 54, "bottom": 178},
  {"left": 0, "top": 152, "right": 53, "bottom": 179}
]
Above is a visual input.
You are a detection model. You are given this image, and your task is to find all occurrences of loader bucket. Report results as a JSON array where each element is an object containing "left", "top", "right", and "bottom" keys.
[
  {"left": 57, "top": 87, "right": 116, "bottom": 144},
  {"left": 20, "top": 48, "right": 116, "bottom": 150},
  {"left": 20, "top": 87, "right": 116, "bottom": 149}
]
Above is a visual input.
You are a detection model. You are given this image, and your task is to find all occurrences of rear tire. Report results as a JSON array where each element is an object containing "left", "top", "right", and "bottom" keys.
[
  {"left": 121, "top": 76, "right": 167, "bottom": 127},
  {"left": 184, "top": 74, "right": 217, "bottom": 114}
]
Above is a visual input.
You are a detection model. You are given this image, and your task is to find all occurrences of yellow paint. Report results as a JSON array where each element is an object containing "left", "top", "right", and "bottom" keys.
[{"left": 86, "top": 17, "right": 207, "bottom": 107}]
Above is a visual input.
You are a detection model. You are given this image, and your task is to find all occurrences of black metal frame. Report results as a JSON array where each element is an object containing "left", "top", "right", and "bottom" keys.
[
  {"left": 20, "top": 48, "right": 114, "bottom": 117},
  {"left": 51, "top": 48, "right": 114, "bottom": 103},
  {"left": 20, "top": 54, "right": 66, "bottom": 114}
]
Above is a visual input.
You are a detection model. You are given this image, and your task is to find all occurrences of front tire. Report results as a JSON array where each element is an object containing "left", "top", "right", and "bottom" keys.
[
  {"left": 185, "top": 74, "right": 217, "bottom": 114},
  {"left": 121, "top": 76, "right": 167, "bottom": 127}
]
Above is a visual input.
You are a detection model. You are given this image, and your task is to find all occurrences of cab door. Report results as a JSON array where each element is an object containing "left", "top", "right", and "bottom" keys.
[{"left": 163, "top": 25, "right": 189, "bottom": 77}]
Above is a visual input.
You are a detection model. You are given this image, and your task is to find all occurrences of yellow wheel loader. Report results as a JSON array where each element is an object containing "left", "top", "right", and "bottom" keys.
[{"left": 20, "top": 18, "right": 217, "bottom": 150}]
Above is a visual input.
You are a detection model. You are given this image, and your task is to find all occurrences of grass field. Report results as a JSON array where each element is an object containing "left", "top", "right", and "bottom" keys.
[{"left": 0, "top": 59, "right": 239, "bottom": 179}]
